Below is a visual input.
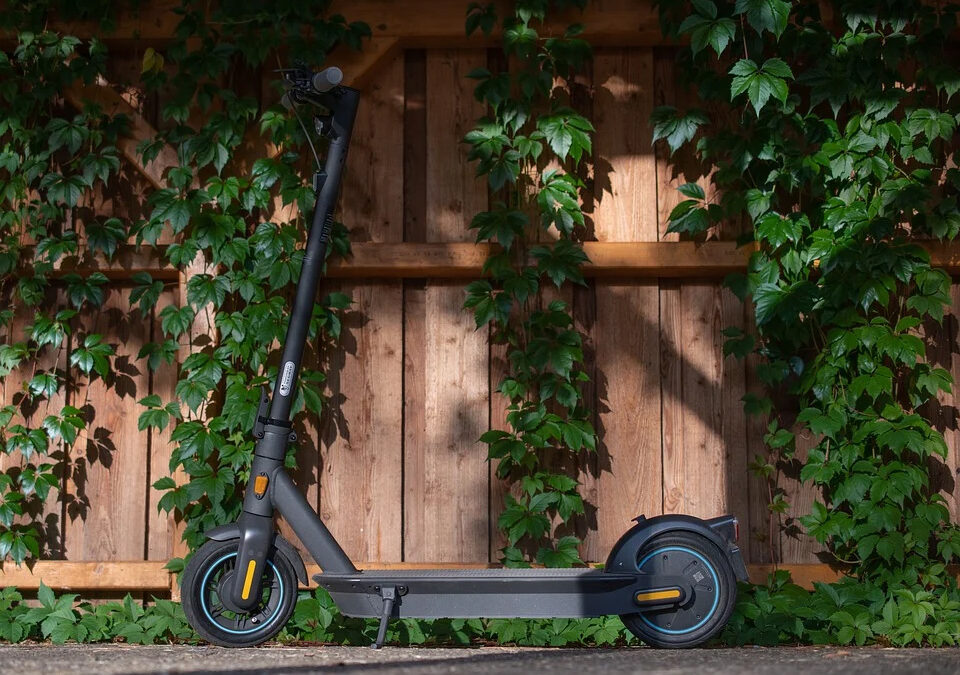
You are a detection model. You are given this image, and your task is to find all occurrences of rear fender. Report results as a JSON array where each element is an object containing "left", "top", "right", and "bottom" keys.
[
  {"left": 205, "top": 524, "right": 309, "bottom": 586},
  {"left": 604, "top": 514, "right": 748, "bottom": 581}
]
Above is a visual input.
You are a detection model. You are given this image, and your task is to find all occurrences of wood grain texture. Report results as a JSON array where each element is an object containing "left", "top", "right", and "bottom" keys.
[
  {"left": 589, "top": 282, "right": 662, "bottom": 558},
  {"left": 320, "top": 281, "right": 403, "bottom": 562},
  {"left": 404, "top": 49, "right": 489, "bottom": 562},
  {"left": 593, "top": 48, "right": 657, "bottom": 243},
  {"left": 743, "top": 301, "right": 779, "bottom": 565},
  {"left": 317, "top": 55, "right": 405, "bottom": 563},
  {"left": 147, "top": 287, "right": 179, "bottom": 560},
  {"left": 662, "top": 284, "right": 749, "bottom": 525},
  {"left": 780, "top": 430, "right": 823, "bottom": 564},
  {"left": 63, "top": 288, "right": 148, "bottom": 560}
]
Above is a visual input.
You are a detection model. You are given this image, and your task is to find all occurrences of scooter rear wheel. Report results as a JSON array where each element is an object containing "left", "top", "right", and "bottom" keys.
[
  {"left": 619, "top": 531, "right": 736, "bottom": 648},
  {"left": 182, "top": 538, "right": 298, "bottom": 647}
]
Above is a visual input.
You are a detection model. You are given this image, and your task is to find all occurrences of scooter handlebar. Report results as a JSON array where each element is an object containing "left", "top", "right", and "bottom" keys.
[{"left": 311, "top": 67, "right": 343, "bottom": 94}]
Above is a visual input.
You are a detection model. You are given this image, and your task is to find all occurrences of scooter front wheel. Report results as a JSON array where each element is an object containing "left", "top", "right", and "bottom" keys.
[
  {"left": 620, "top": 531, "right": 737, "bottom": 648},
  {"left": 182, "top": 538, "right": 298, "bottom": 647}
]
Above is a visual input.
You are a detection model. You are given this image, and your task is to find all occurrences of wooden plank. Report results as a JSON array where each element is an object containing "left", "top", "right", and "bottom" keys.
[
  {"left": 44, "top": 0, "right": 665, "bottom": 46},
  {"left": 318, "top": 54, "right": 405, "bottom": 563},
  {"left": 780, "top": 430, "right": 822, "bottom": 564},
  {"left": 0, "top": 561, "right": 172, "bottom": 591},
  {"left": 592, "top": 48, "right": 657, "bottom": 242},
  {"left": 63, "top": 287, "right": 149, "bottom": 560},
  {"left": 585, "top": 282, "right": 663, "bottom": 561},
  {"left": 1, "top": 559, "right": 867, "bottom": 592},
  {"left": 26, "top": 240, "right": 960, "bottom": 281},
  {"left": 663, "top": 284, "right": 749, "bottom": 526},
  {"left": 147, "top": 287, "right": 180, "bottom": 560},
  {"left": 326, "top": 241, "right": 752, "bottom": 278},
  {"left": 319, "top": 283, "right": 403, "bottom": 562},
  {"left": 330, "top": 37, "right": 402, "bottom": 90},
  {"left": 404, "top": 49, "right": 489, "bottom": 563},
  {"left": 743, "top": 302, "right": 779, "bottom": 565},
  {"left": 403, "top": 50, "right": 428, "bottom": 244}
]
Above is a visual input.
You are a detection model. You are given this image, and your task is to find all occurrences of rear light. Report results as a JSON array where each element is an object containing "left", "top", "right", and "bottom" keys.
[{"left": 733, "top": 518, "right": 740, "bottom": 543}]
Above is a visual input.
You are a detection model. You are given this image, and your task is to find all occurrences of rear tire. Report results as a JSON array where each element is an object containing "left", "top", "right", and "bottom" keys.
[
  {"left": 619, "top": 531, "right": 736, "bottom": 648},
  {"left": 182, "top": 539, "right": 298, "bottom": 647}
]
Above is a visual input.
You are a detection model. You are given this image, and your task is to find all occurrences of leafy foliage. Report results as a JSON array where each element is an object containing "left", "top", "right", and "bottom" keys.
[
  {"left": 726, "top": 571, "right": 960, "bottom": 647},
  {"left": 0, "top": 1, "right": 366, "bottom": 564},
  {"left": 657, "top": 0, "right": 960, "bottom": 625},
  {"left": 464, "top": 0, "right": 596, "bottom": 566}
]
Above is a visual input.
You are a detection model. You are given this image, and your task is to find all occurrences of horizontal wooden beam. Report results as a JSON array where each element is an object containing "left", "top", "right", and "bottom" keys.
[
  {"left": 3, "top": 560, "right": 850, "bottom": 592},
  {"left": 0, "top": 561, "right": 173, "bottom": 592},
  {"left": 35, "top": 1, "right": 667, "bottom": 47},
  {"left": 22, "top": 240, "right": 960, "bottom": 282},
  {"left": 325, "top": 241, "right": 752, "bottom": 279}
]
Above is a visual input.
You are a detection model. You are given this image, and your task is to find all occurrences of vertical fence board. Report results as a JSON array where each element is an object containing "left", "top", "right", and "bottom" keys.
[
  {"left": 593, "top": 48, "right": 657, "bottom": 243},
  {"left": 591, "top": 282, "right": 662, "bottom": 556},
  {"left": 64, "top": 288, "right": 148, "bottom": 560},
  {"left": 663, "top": 284, "right": 747, "bottom": 521},
  {"left": 404, "top": 49, "right": 488, "bottom": 562},
  {"left": 319, "top": 54, "right": 405, "bottom": 563},
  {"left": 147, "top": 287, "right": 179, "bottom": 560}
]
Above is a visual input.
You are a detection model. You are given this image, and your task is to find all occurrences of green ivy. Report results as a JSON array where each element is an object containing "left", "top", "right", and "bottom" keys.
[
  {"left": 464, "top": 0, "right": 596, "bottom": 567},
  {"left": 656, "top": 0, "right": 960, "bottom": 595},
  {"left": 0, "top": 1, "right": 368, "bottom": 565}
]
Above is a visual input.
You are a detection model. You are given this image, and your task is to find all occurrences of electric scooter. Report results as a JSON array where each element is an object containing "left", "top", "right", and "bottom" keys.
[{"left": 180, "top": 65, "right": 748, "bottom": 649}]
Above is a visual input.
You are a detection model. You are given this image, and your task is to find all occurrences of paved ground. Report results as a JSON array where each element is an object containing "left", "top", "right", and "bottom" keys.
[{"left": 0, "top": 644, "right": 958, "bottom": 675}]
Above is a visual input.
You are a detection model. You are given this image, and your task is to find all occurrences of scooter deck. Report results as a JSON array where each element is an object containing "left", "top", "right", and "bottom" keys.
[{"left": 315, "top": 567, "right": 688, "bottom": 619}]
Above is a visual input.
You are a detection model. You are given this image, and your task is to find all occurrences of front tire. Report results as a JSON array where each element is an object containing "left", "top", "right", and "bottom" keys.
[
  {"left": 620, "top": 531, "right": 737, "bottom": 648},
  {"left": 182, "top": 539, "right": 298, "bottom": 647}
]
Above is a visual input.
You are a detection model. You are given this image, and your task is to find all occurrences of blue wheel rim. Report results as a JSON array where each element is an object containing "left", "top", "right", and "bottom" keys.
[
  {"left": 637, "top": 545, "right": 720, "bottom": 635},
  {"left": 199, "top": 552, "right": 285, "bottom": 636}
]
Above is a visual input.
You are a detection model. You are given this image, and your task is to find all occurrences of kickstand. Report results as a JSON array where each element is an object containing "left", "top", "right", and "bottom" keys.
[{"left": 370, "top": 586, "right": 396, "bottom": 649}]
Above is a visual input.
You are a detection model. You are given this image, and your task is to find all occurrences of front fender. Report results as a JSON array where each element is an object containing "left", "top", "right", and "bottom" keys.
[
  {"left": 205, "top": 524, "right": 309, "bottom": 586},
  {"left": 604, "top": 514, "right": 748, "bottom": 581}
]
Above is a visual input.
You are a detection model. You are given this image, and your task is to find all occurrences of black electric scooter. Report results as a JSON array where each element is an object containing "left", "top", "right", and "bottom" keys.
[{"left": 180, "top": 65, "right": 748, "bottom": 650}]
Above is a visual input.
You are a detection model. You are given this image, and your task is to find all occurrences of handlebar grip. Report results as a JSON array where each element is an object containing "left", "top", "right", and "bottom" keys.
[{"left": 311, "top": 67, "right": 343, "bottom": 94}]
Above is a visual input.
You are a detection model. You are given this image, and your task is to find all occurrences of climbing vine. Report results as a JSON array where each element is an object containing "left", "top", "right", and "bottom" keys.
[
  {"left": 0, "top": 1, "right": 369, "bottom": 564},
  {"left": 656, "top": 0, "right": 960, "bottom": 590},
  {"left": 464, "top": 0, "right": 596, "bottom": 567}
]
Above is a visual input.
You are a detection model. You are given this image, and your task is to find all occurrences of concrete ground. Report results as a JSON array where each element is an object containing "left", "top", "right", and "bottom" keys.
[{"left": 0, "top": 644, "right": 958, "bottom": 675}]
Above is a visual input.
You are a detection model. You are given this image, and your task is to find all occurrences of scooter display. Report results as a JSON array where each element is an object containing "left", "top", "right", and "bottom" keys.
[{"left": 180, "top": 65, "right": 748, "bottom": 649}]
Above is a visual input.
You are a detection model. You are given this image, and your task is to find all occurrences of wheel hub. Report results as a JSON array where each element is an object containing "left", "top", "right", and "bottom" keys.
[{"left": 636, "top": 546, "right": 720, "bottom": 635}]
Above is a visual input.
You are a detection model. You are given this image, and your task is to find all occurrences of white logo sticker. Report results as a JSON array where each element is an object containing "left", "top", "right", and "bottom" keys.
[{"left": 279, "top": 361, "right": 295, "bottom": 396}]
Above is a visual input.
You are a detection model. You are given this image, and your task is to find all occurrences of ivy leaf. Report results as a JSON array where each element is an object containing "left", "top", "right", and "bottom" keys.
[
  {"left": 84, "top": 218, "right": 126, "bottom": 258},
  {"left": 651, "top": 107, "right": 709, "bottom": 155},
  {"left": 469, "top": 208, "right": 528, "bottom": 250},
  {"left": 730, "top": 58, "right": 793, "bottom": 113},
  {"left": 734, "top": 0, "right": 791, "bottom": 39},
  {"left": 39, "top": 172, "right": 88, "bottom": 207},
  {"left": 679, "top": 13, "right": 737, "bottom": 56},
  {"left": 159, "top": 305, "right": 196, "bottom": 339},
  {"left": 149, "top": 188, "right": 192, "bottom": 233},
  {"left": 537, "top": 109, "right": 594, "bottom": 162}
]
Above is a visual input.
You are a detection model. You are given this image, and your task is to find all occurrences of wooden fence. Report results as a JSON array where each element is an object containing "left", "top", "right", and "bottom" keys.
[{"left": 3, "top": 1, "right": 960, "bottom": 594}]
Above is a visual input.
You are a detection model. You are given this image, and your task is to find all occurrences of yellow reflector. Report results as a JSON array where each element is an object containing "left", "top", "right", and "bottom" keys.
[
  {"left": 240, "top": 560, "right": 257, "bottom": 600},
  {"left": 253, "top": 474, "right": 269, "bottom": 496},
  {"left": 635, "top": 589, "right": 682, "bottom": 603}
]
